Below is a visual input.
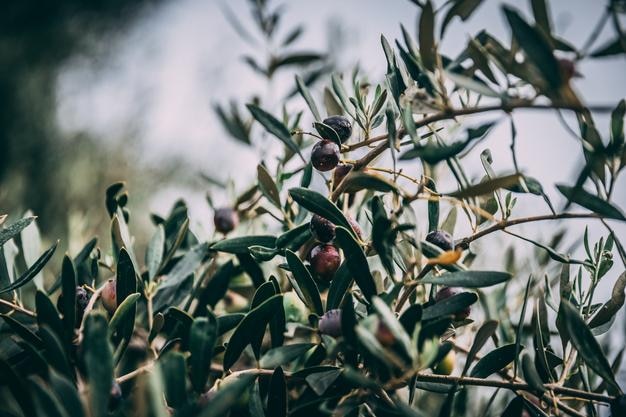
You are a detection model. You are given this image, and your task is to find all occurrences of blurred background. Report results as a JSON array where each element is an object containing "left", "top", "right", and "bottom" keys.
[{"left": 1, "top": 0, "right": 625, "bottom": 380}]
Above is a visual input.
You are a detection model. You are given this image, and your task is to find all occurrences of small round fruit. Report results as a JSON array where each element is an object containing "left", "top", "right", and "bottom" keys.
[
  {"left": 376, "top": 321, "right": 395, "bottom": 347},
  {"left": 57, "top": 286, "right": 92, "bottom": 326},
  {"left": 310, "top": 214, "right": 336, "bottom": 243},
  {"left": 434, "top": 350, "right": 456, "bottom": 375},
  {"left": 101, "top": 278, "right": 117, "bottom": 314},
  {"left": 214, "top": 207, "right": 239, "bottom": 235},
  {"left": 323, "top": 115, "right": 352, "bottom": 142},
  {"left": 283, "top": 292, "right": 309, "bottom": 324},
  {"left": 311, "top": 140, "right": 340, "bottom": 172},
  {"left": 319, "top": 309, "right": 342, "bottom": 338},
  {"left": 425, "top": 230, "right": 454, "bottom": 251},
  {"left": 435, "top": 287, "right": 471, "bottom": 320},
  {"left": 333, "top": 163, "right": 353, "bottom": 185},
  {"left": 348, "top": 217, "right": 363, "bottom": 240},
  {"left": 309, "top": 244, "right": 341, "bottom": 281},
  {"left": 558, "top": 58, "right": 581, "bottom": 82}
]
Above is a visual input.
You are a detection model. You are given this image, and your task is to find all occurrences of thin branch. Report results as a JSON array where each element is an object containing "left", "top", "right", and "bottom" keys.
[{"left": 0, "top": 298, "right": 37, "bottom": 318}]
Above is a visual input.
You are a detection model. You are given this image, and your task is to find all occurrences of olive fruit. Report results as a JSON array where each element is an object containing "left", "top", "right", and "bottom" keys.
[
  {"left": 558, "top": 58, "right": 581, "bottom": 82},
  {"left": 319, "top": 309, "right": 342, "bottom": 338},
  {"left": 311, "top": 140, "right": 340, "bottom": 172},
  {"left": 323, "top": 115, "right": 352, "bottom": 142},
  {"left": 213, "top": 207, "right": 239, "bottom": 235},
  {"left": 57, "top": 286, "right": 92, "bottom": 327},
  {"left": 434, "top": 350, "right": 456, "bottom": 375},
  {"left": 309, "top": 244, "right": 341, "bottom": 281},
  {"left": 101, "top": 278, "right": 117, "bottom": 314},
  {"left": 435, "top": 287, "right": 471, "bottom": 320},
  {"left": 333, "top": 163, "right": 353, "bottom": 185},
  {"left": 310, "top": 214, "right": 362, "bottom": 243},
  {"left": 283, "top": 291, "right": 309, "bottom": 324},
  {"left": 425, "top": 229, "right": 454, "bottom": 251}
]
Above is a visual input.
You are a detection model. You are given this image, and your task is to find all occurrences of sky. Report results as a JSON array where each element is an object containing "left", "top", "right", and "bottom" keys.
[{"left": 54, "top": 0, "right": 626, "bottom": 355}]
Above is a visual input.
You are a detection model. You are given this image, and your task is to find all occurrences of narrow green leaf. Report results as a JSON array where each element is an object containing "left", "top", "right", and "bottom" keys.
[
  {"left": 422, "top": 292, "right": 478, "bottom": 321},
  {"left": 247, "top": 104, "right": 303, "bottom": 160},
  {"left": 83, "top": 312, "right": 114, "bottom": 417},
  {"left": 419, "top": 1, "right": 436, "bottom": 71},
  {"left": 560, "top": 299, "right": 620, "bottom": 393},
  {"left": 470, "top": 343, "right": 519, "bottom": 378},
  {"left": 296, "top": 74, "right": 321, "bottom": 121},
  {"left": 146, "top": 225, "right": 165, "bottom": 280},
  {"left": 326, "top": 262, "right": 352, "bottom": 311},
  {"left": 0, "top": 216, "right": 35, "bottom": 248},
  {"left": 257, "top": 164, "right": 281, "bottom": 208},
  {"left": 159, "top": 242, "right": 209, "bottom": 290},
  {"left": 260, "top": 343, "right": 316, "bottom": 369},
  {"left": 334, "top": 227, "right": 377, "bottom": 300},
  {"left": 420, "top": 270, "right": 512, "bottom": 287},
  {"left": 108, "top": 293, "right": 141, "bottom": 337},
  {"left": 197, "top": 374, "right": 256, "bottom": 417},
  {"left": 342, "top": 171, "right": 400, "bottom": 194},
  {"left": 288, "top": 187, "right": 358, "bottom": 238},
  {"left": 61, "top": 255, "right": 77, "bottom": 337},
  {"left": 313, "top": 122, "right": 341, "bottom": 145},
  {"left": 462, "top": 320, "right": 499, "bottom": 376},
  {"left": 285, "top": 250, "right": 323, "bottom": 315},
  {"left": 589, "top": 272, "right": 626, "bottom": 331},
  {"left": 267, "top": 367, "right": 287, "bottom": 417},
  {"left": 0, "top": 241, "right": 58, "bottom": 295},
  {"left": 189, "top": 313, "right": 218, "bottom": 392},
  {"left": 160, "top": 351, "right": 188, "bottom": 407},
  {"left": 223, "top": 295, "right": 283, "bottom": 370},
  {"left": 211, "top": 235, "right": 277, "bottom": 254},
  {"left": 556, "top": 184, "right": 626, "bottom": 220},
  {"left": 448, "top": 174, "right": 522, "bottom": 199}
]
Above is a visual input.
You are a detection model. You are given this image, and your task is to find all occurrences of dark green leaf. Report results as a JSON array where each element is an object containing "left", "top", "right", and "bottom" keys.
[
  {"left": 522, "top": 352, "right": 546, "bottom": 393},
  {"left": 530, "top": 0, "right": 552, "bottom": 35},
  {"left": 108, "top": 293, "right": 141, "bottom": 337},
  {"left": 60, "top": 256, "right": 76, "bottom": 336},
  {"left": 313, "top": 122, "right": 341, "bottom": 145},
  {"left": 36, "top": 290, "right": 65, "bottom": 342},
  {"left": 160, "top": 351, "right": 188, "bottom": 407},
  {"left": 285, "top": 250, "right": 323, "bottom": 315},
  {"left": 462, "top": 320, "right": 498, "bottom": 375},
  {"left": 146, "top": 225, "right": 165, "bottom": 280},
  {"left": 420, "top": 270, "right": 512, "bottom": 287},
  {"left": 288, "top": 188, "right": 358, "bottom": 237},
  {"left": 560, "top": 299, "right": 620, "bottom": 393},
  {"left": 419, "top": 1, "right": 436, "bottom": 71},
  {"left": 326, "top": 262, "right": 352, "bottom": 311},
  {"left": 39, "top": 325, "right": 72, "bottom": 378},
  {"left": 305, "top": 368, "right": 342, "bottom": 395},
  {"left": 0, "top": 216, "right": 35, "bottom": 248},
  {"left": 83, "top": 312, "right": 113, "bottom": 417},
  {"left": 296, "top": 74, "right": 321, "bottom": 121},
  {"left": 590, "top": 36, "right": 626, "bottom": 58},
  {"left": 189, "top": 313, "right": 218, "bottom": 392},
  {"left": 197, "top": 374, "right": 256, "bottom": 417},
  {"left": 160, "top": 242, "right": 209, "bottom": 290},
  {"left": 557, "top": 184, "right": 626, "bottom": 220},
  {"left": 1, "top": 313, "right": 43, "bottom": 347},
  {"left": 247, "top": 104, "right": 303, "bottom": 160},
  {"left": 223, "top": 294, "right": 283, "bottom": 370},
  {"left": 334, "top": 226, "right": 377, "bottom": 300},
  {"left": 260, "top": 343, "right": 316, "bottom": 369},
  {"left": 212, "top": 235, "right": 277, "bottom": 254},
  {"left": 503, "top": 6, "right": 562, "bottom": 90},
  {"left": 342, "top": 171, "right": 400, "bottom": 194},
  {"left": 422, "top": 292, "right": 478, "bottom": 321},
  {"left": 589, "top": 272, "right": 626, "bottom": 331},
  {"left": 257, "top": 164, "right": 281, "bottom": 208},
  {"left": 115, "top": 248, "right": 137, "bottom": 346},
  {"left": 448, "top": 174, "right": 522, "bottom": 199},
  {"left": 611, "top": 99, "right": 625, "bottom": 149},
  {"left": 470, "top": 343, "right": 518, "bottom": 378},
  {"left": 267, "top": 367, "right": 287, "bottom": 417},
  {"left": 0, "top": 241, "right": 58, "bottom": 295},
  {"left": 441, "top": 0, "right": 484, "bottom": 37}
]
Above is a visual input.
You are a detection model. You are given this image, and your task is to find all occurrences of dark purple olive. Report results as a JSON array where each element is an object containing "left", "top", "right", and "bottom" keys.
[
  {"left": 310, "top": 214, "right": 336, "bottom": 243},
  {"left": 311, "top": 140, "right": 340, "bottom": 172},
  {"left": 319, "top": 309, "right": 342, "bottom": 337},
  {"left": 435, "top": 287, "right": 471, "bottom": 320},
  {"left": 214, "top": 207, "right": 239, "bottom": 235},
  {"left": 323, "top": 116, "right": 352, "bottom": 142},
  {"left": 376, "top": 321, "right": 395, "bottom": 347},
  {"left": 309, "top": 244, "right": 341, "bottom": 281},
  {"left": 57, "top": 286, "right": 92, "bottom": 327},
  {"left": 558, "top": 58, "right": 581, "bottom": 82},
  {"left": 425, "top": 230, "right": 454, "bottom": 251}
]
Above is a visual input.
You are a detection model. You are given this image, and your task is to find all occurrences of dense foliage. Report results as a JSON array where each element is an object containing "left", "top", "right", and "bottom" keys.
[{"left": 2, "top": 1, "right": 626, "bottom": 416}]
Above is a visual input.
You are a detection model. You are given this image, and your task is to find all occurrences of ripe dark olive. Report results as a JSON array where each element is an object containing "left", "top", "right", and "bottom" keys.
[
  {"left": 376, "top": 321, "right": 395, "bottom": 347},
  {"left": 310, "top": 214, "right": 336, "bottom": 243},
  {"left": 57, "top": 286, "right": 92, "bottom": 327},
  {"left": 109, "top": 381, "right": 122, "bottom": 410},
  {"left": 435, "top": 287, "right": 471, "bottom": 320},
  {"left": 311, "top": 140, "right": 340, "bottom": 172},
  {"left": 558, "top": 58, "right": 581, "bottom": 82},
  {"left": 323, "top": 115, "right": 352, "bottom": 142},
  {"left": 101, "top": 278, "right": 117, "bottom": 314},
  {"left": 425, "top": 230, "right": 454, "bottom": 251},
  {"left": 309, "top": 244, "right": 341, "bottom": 281},
  {"left": 319, "top": 309, "right": 342, "bottom": 337},
  {"left": 333, "top": 163, "right": 353, "bottom": 185},
  {"left": 214, "top": 207, "right": 239, "bottom": 235}
]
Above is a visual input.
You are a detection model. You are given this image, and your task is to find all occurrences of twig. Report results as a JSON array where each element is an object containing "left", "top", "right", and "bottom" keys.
[{"left": 0, "top": 298, "right": 37, "bottom": 318}]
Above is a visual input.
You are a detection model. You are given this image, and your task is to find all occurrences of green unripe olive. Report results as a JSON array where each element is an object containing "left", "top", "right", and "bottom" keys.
[{"left": 434, "top": 350, "right": 456, "bottom": 375}]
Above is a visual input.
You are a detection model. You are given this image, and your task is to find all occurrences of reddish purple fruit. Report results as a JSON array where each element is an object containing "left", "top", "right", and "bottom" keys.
[
  {"left": 310, "top": 214, "right": 362, "bottom": 243},
  {"left": 558, "top": 58, "right": 581, "bottom": 82},
  {"left": 323, "top": 115, "right": 352, "bottom": 143},
  {"left": 309, "top": 244, "right": 341, "bottom": 281},
  {"left": 311, "top": 140, "right": 340, "bottom": 172},
  {"left": 57, "top": 286, "right": 92, "bottom": 327},
  {"left": 101, "top": 278, "right": 117, "bottom": 314},
  {"left": 214, "top": 207, "right": 239, "bottom": 235},
  {"left": 435, "top": 287, "right": 471, "bottom": 320},
  {"left": 376, "top": 321, "right": 395, "bottom": 347},
  {"left": 425, "top": 230, "right": 454, "bottom": 251},
  {"left": 319, "top": 309, "right": 342, "bottom": 337}
]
